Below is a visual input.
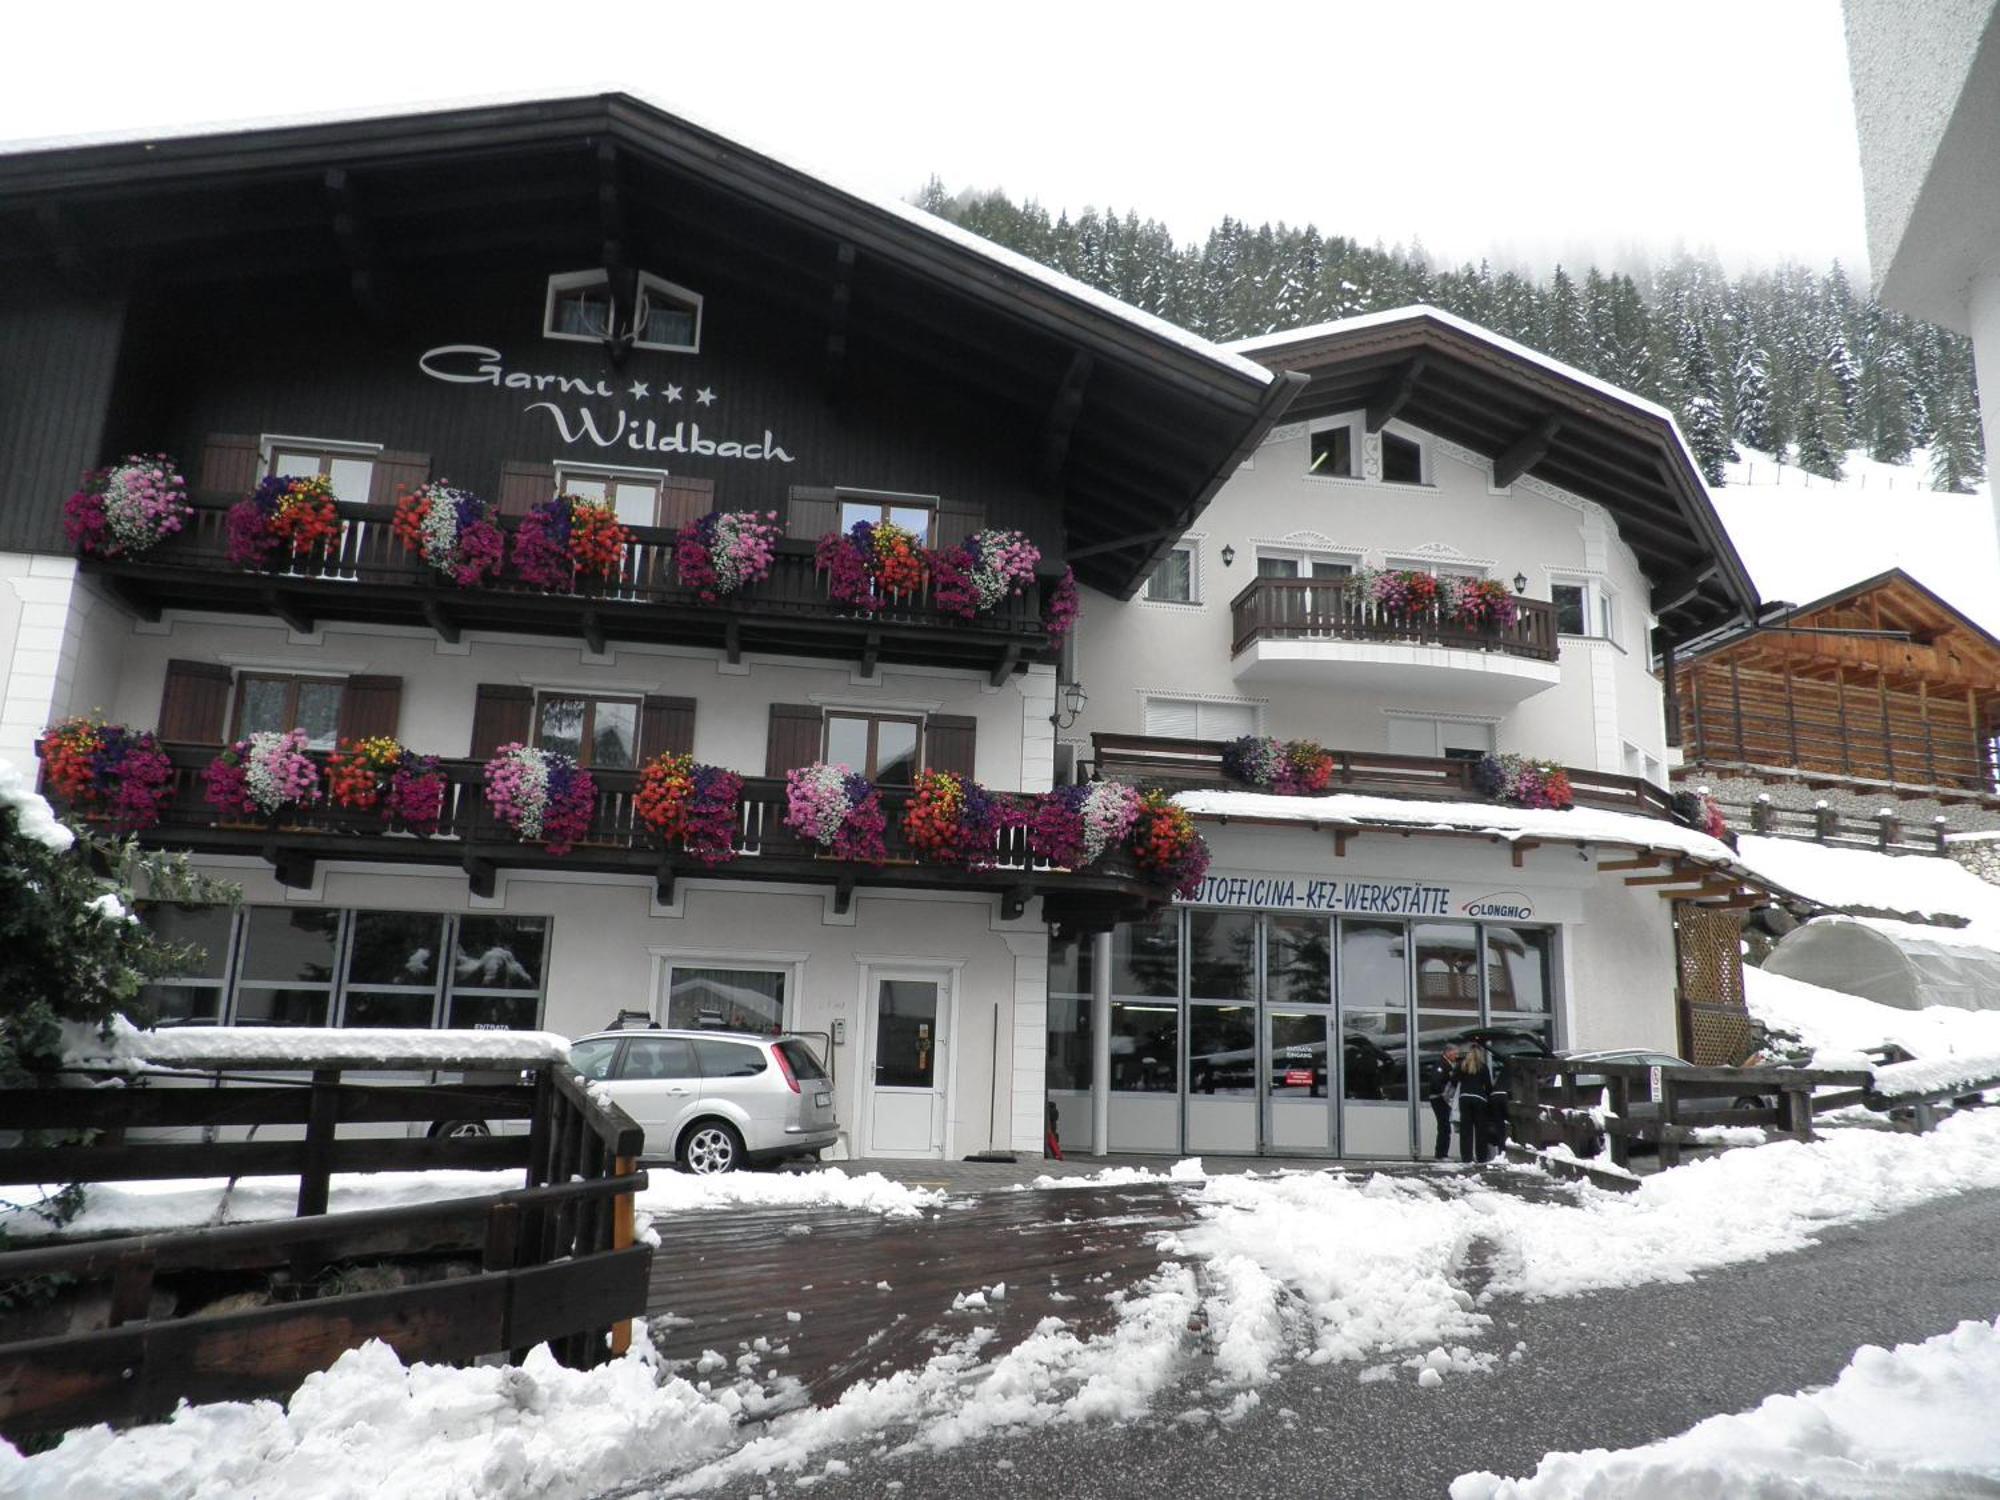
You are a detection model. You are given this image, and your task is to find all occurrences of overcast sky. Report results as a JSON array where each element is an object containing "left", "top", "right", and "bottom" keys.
[{"left": 11, "top": 1, "right": 1869, "bottom": 277}]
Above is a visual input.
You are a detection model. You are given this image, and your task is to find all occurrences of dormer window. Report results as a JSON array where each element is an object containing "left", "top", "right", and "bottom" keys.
[
  {"left": 1307, "top": 417, "right": 1358, "bottom": 478},
  {"left": 1382, "top": 431, "right": 1426, "bottom": 484},
  {"left": 544, "top": 269, "right": 704, "bottom": 353}
]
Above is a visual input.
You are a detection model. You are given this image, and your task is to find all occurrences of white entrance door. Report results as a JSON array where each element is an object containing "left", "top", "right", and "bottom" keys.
[{"left": 864, "top": 973, "right": 950, "bottom": 1157}]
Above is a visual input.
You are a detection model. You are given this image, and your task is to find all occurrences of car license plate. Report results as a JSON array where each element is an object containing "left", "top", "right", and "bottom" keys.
[{"left": 815, "top": 1091, "right": 832, "bottom": 1108}]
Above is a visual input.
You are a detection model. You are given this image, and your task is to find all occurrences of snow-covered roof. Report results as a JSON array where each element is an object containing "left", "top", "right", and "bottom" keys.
[
  {"left": 1734, "top": 834, "right": 2000, "bottom": 928},
  {"left": 0, "top": 91, "right": 1272, "bottom": 390},
  {"left": 1229, "top": 303, "right": 1682, "bottom": 429}
]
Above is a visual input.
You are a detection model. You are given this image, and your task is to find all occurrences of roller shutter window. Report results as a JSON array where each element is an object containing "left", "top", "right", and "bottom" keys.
[
  {"left": 924, "top": 714, "right": 977, "bottom": 779},
  {"left": 785, "top": 485, "right": 840, "bottom": 542},
  {"left": 497, "top": 461, "right": 558, "bottom": 517},
  {"left": 640, "top": 695, "right": 697, "bottom": 759},
  {"left": 469, "top": 683, "right": 535, "bottom": 759},
  {"left": 765, "top": 703, "right": 824, "bottom": 777},
  {"left": 158, "top": 659, "right": 234, "bottom": 744},
  {"left": 196, "top": 434, "right": 262, "bottom": 500},
  {"left": 337, "top": 676, "right": 404, "bottom": 744}
]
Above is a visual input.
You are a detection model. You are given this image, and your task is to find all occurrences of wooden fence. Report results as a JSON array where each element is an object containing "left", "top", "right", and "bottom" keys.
[
  {"left": 0, "top": 1056, "right": 648, "bottom": 1440},
  {"left": 1229, "top": 578, "right": 1559, "bottom": 662},
  {"left": 1716, "top": 797, "right": 1954, "bottom": 856}
]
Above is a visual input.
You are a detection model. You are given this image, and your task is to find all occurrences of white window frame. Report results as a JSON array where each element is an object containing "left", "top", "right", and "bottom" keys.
[
  {"left": 1549, "top": 574, "right": 1620, "bottom": 644},
  {"left": 555, "top": 460, "right": 671, "bottom": 527},
  {"left": 1382, "top": 711, "right": 1499, "bottom": 760},
  {"left": 1304, "top": 413, "right": 1364, "bottom": 482},
  {"left": 259, "top": 433, "right": 384, "bottom": 507},
  {"left": 646, "top": 947, "right": 811, "bottom": 1031},
  {"left": 1385, "top": 555, "right": 1489, "bottom": 580},
  {"left": 542, "top": 269, "right": 705, "bottom": 355},
  {"left": 1252, "top": 546, "right": 1360, "bottom": 578},
  {"left": 1379, "top": 425, "right": 1431, "bottom": 487},
  {"left": 1144, "top": 542, "right": 1200, "bottom": 605}
]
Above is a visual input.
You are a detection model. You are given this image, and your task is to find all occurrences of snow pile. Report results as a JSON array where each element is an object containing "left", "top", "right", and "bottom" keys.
[
  {"left": 1735, "top": 834, "right": 2000, "bottom": 926},
  {"left": 1713, "top": 444, "right": 1999, "bottom": 637},
  {"left": 0, "top": 755, "right": 73, "bottom": 852},
  {"left": 1745, "top": 965, "right": 2000, "bottom": 1067},
  {"left": 634, "top": 1169, "right": 944, "bottom": 1222},
  {"left": 2, "top": 1331, "right": 743, "bottom": 1500},
  {"left": 60, "top": 1015, "right": 570, "bottom": 1072},
  {"left": 0, "top": 1171, "right": 523, "bottom": 1240},
  {"left": 1029, "top": 1157, "right": 1209, "bottom": 1190},
  {"left": 1452, "top": 1315, "right": 2000, "bottom": 1499}
]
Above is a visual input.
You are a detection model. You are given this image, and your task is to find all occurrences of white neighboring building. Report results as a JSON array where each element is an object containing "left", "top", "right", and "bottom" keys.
[
  {"left": 1049, "top": 307, "right": 1776, "bottom": 1159},
  {"left": 1844, "top": 0, "right": 2000, "bottom": 523}
]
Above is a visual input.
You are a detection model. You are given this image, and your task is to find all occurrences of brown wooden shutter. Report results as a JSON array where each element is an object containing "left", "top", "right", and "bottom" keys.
[
  {"left": 496, "top": 461, "right": 557, "bottom": 517},
  {"left": 765, "top": 703, "right": 824, "bottom": 777},
  {"left": 367, "top": 452, "right": 432, "bottom": 507},
  {"left": 932, "top": 497, "right": 986, "bottom": 551},
  {"left": 338, "top": 675, "right": 404, "bottom": 743},
  {"left": 196, "top": 434, "right": 261, "bottom": 500},
  {"left": 158, "top": 659, "right": 234, "bottom": 744},
  {"left": 925, "top": 714, "right": 978, "bottom": 779},
  {"left": 659, "top": 476, "right": 715, "bottom": 531},
  {"left": 640, "top": 695, "right": 696, "bottom": 759},
  {"left": 785, "top": 485, "right": 840, "bottom": 541},
  {"left": 469, "top": 683, "right": 535, "bottom": 759}
]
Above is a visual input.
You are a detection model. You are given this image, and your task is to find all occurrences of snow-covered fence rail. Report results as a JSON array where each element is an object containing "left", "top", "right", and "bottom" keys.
[
  {"left": 1506, "top": 1057, "right": 1874, "bottom": 1172},
  {"left": 1717, "top": 797, "right": 1954, "bottom": 856},
  {"left": 0, "top": 1053, "right": 649, "bottom": 1442},
  {"left": 1859, "top": 1052, "right": 2000, "bottom": 1133}
]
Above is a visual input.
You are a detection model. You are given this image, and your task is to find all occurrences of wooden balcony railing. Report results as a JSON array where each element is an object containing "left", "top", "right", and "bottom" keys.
[
  {"left": 1089, "top": 733, "right": 1680, "bottom": 823},
  {"left": 85, "top": 499, "right": 1057, "bottom": 677},
  {"left": 96, "top": 745, "right": 1158, "bottom": 923},
  {"left": 1230, "top": 579, "right": 1560, "bottom": 662}
]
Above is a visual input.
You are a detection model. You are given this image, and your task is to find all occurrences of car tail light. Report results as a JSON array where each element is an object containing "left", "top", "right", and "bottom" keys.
[{"left": 772, "top": 1044, "right": 801, "bottom": 1094}]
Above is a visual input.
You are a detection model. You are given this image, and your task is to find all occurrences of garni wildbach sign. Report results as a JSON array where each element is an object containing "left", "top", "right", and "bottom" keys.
[
  {"left": 1181, "top": 872, "right": 1536, "bottom": 921},
  {"left": 417, "top": 345, "right": 799, "bottom": 464}
]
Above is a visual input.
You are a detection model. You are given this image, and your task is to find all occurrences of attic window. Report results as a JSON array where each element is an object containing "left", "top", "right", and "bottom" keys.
[
  {"left": 1382, "top": 431, "right": 1426, "bottom": 484},
  {"left": 543, "top": 270, "right": 703, "bottom": 354}
]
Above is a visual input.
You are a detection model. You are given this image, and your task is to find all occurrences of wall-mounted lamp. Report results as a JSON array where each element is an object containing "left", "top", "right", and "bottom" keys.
[
  {"left": 1220, "top": 545, "right": 1237, "bottom": 568},
  {"left": 1051, "top": 679, "right": 1089, "bottom": 730},
  {"left": 1512, "top": 572, "right": 1528, "bottom": 595}
]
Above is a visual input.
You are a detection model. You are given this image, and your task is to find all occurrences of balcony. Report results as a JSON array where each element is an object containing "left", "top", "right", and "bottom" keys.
[
  {"left": 1090, "top": 733, "right": 1679, "bottom": 822},
  {"left": 83, "top": 500, "right": 1058, "bottom": 681},
  {"left": 1228, "top": 579, "right": 1562, "bottom": 705},
  {"left": 101, "top": 745, "right": 1160, "bottom": 933}
]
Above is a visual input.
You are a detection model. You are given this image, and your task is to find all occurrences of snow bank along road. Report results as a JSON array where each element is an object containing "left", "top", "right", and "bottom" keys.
[{"left": 13, "top": 1109, "right": 2000, "bottom": 1499}]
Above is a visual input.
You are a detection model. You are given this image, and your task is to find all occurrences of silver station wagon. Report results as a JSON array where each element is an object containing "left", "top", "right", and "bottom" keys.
[{"left": 569, "top": 1029, "right": 839, "bottom": 1174}]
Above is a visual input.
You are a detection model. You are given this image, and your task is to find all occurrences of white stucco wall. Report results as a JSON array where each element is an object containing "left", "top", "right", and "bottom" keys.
[
  {"left": 1068, "top": 417, "right": 1666, "bottom": 774},
  {"left": 0, "top": 554, "right": 128, "bottom": 768},
  {"left": 193, "top": 856, "right": 1050, "bottom": 1159}
]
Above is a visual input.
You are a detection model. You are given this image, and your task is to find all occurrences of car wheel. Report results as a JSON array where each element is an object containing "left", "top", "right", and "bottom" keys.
[
  {"left": 430, "top": 1119, "right": 493, "bottom": 1140},
  {"left": 1732, "top": 1095, "right": 1768, "bottom": 1113},
  {"left": 679, "top": 1120, "right": 745, "bottom": 1176}
]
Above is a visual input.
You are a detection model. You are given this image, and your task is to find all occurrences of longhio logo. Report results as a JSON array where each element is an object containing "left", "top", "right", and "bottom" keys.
[{"left": 1460, "top": 890, "right": 1535, "bottom": 920}]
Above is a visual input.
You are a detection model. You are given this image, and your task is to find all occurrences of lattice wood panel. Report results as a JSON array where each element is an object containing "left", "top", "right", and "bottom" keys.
[{"left": 1674, "top": 903, "right": 1749, "bottom": 1065}]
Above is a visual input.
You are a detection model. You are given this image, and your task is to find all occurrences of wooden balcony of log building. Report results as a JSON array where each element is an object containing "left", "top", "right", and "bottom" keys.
[{"left": 81, "top": 497, "right": 1060, "bottom": 683}]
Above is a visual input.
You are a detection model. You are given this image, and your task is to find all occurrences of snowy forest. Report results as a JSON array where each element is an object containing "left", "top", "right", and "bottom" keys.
[{"left": 915, "top": 183, "right": 1988, "bottom": 494}]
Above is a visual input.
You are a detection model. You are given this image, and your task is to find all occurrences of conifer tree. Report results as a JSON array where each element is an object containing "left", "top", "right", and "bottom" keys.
[
  {"left": 1930, "top": 388, "right": 1986, "bottom": 493},
  {"left": 1795, "top": 366, "right": 1849, "bottom": 480}
]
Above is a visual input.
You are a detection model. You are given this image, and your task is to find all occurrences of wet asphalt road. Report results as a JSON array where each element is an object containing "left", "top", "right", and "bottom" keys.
[{"left": 662, "top": 1182, "right": 2000, "bottom": 1500}]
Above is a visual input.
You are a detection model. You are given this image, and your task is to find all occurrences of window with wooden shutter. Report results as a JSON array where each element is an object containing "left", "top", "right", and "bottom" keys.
[
  {"left": 765, "top": 703, "right": 824, "bottom": 777},
  {"left": 924, "top": 713, "right": 977, "bottom": 779},
  {"left": 640, "top": 695, "right": 696, "bottom": 759},
  {"left": 785, "top": 485, "right": 840, "bottom": 541},
  {"left": 469, "top": 684, "right": 535, "bottom": 759},
  {"left": 338, "top": 676, "right": 404, "bottom": 743},
  {"left": 497, "top": 461, "right": 557, "bottom": 517},
  {"left": 931, "top": 498, "right": 987, "bottom": 551},
  {"left": 158, "top": 659, "right": 234, "bottom": 744},
  {"left": 658, "top": 476, "right": 715, "bottom": 532},
  {"left": 366, "top": 453, "right": 432, "bottom": 507},
  {"left": 196, "top": 435, "right": 261, "bottom": 500}
]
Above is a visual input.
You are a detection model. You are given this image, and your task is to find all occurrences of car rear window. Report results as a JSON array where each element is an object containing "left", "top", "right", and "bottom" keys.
[
  {"left": 693, "top": 1039, "right": 767, "bottom": 1078},
  {"left": 777, "top": 1038, "right": 828, "bottom": 1081},
  {"left": 569, "top": 1038, "right": 618, "bottom": 1081}
]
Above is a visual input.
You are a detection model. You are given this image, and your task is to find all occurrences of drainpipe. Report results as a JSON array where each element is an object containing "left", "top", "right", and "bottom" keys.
[{"left": 1091, "top": 929, "right": 1113, "bottom": 1155}]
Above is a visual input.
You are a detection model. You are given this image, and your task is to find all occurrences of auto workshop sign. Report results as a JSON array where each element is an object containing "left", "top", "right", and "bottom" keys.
[{"left": 1180, "top": 872, "right": 1536, "bottom": 921}]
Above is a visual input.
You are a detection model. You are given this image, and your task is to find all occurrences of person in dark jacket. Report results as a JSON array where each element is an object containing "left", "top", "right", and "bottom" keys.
[
  {"left": 1455, "top": 1044, "right": 1497, "bottom": 1163},
  {"left": 1424, "top": 1044, "right": 1461, "bottom": 1160}
]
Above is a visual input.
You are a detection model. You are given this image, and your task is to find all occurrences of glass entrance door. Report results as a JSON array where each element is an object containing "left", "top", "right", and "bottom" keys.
[
  {"left": 1338, "top": 918, "right": 1415, "bottom": 1157},
  {"left": 1265, "top": 1009, "right": 1335, "bottom": 1153},
  {"left": 865, "top": 976, "right": 945, "bottom": 1157}
]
